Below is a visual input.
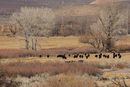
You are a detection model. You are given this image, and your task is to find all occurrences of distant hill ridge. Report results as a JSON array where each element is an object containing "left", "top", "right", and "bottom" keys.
[
  {"left": 0, "top": 0, "right": 130, "bottom": 25},
  {"left": 0, "top": 0, "right": 94, "bottom": 9}
]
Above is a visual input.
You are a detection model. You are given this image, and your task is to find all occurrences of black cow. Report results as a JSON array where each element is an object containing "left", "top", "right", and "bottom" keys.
[
  {"left": 86, "top": 54, "right": 90, "bottom": 59},
  {"left": 57, "top": 54, "right": 67, "bottom": 59},
  {"left": 47, "top": 55, "right": 50, "bottom": 58},
  {"left": 73, "top": 54, "right": 79, "bottom": 58},
  {"left": 39, "top": 55, "right": 42, "bottom": 58},
  {"left": 95, "top": 55, "right": 98, "bottom": 58},
  {"left": 113, "top": 53, "right": 117, "bottom": 58},
  {"left": 99, "top": 53, "right": 102, "bottom": 59},
  {"left": 118, "top": 53, "right": 122, "bottom": 59},
  {"left": 79, "top": 55, "right": 83, "bottom": 58}
]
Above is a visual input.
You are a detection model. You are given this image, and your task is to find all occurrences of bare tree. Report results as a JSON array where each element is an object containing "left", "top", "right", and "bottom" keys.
[
  {"left": 80, "top": 1, "right": 128, "bottom": 51},
  {"left": 11, "top": 7, "right": 55, "bottom": 50},
  {"left": 8, "top": 24, "right": 17, "bottom": 36},
  {"left": 111, "top": 76, "right": 129, "bottom": 87}
]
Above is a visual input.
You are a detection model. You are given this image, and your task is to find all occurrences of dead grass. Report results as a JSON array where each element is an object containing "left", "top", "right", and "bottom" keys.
[
  {"left": 0, "top": 36, "right": 92, "bottom": 49},
  {"left": 0, "top": 53, "right": 130, "bottom": 67},
  {"left": 0, "top": 36, "right": 130, "bottom": 49},
  {"left": 0, "top": 61, "right": 102, "bottom": 78},
  {"left": 43, "top": 74, "right": 98, "bottom": 87},
  {"left": 0, "top": 47, "right": 99, "bottom": 59},
  {"left": 114, "top": 45, "right": 130, "bottom": 52},
  {"left": 103, "top": 72, "right": 130, "bottom": 78}
]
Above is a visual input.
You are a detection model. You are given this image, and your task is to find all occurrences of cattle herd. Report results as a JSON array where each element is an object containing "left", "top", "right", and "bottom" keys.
[{"left": 39, "top": 53, "right": 122, "bottom": 60}]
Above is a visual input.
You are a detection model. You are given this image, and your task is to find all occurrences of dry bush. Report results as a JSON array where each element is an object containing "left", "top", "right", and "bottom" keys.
[
  {"left": 0, "top": 64, "right": 19, "bottom": 87},
  {"left": 115, "top": 62, "right": 128, "bottom": 69},
  {"left": 59, "top": 28, "right": 73, "bottom": 37},
  {"left": 0, "top": 61, "right": 102, "bottom": 78},
  {"left": 111, "top": 76, "right": 130, "bottom": 87},
  {"left": 0, "top": 47, "right": 99, "bottom": 59},
  {"left": 89, "top": 61, "right": 129, "bottom": 70},
  {"left": 43, "top": 74, "right": 98, "bottom": 87},
  {"left": 113, "top": 45, "right": 130, "bottom": 52}
]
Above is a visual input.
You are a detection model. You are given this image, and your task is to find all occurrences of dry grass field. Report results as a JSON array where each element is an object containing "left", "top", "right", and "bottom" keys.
[
  {"left": 0, "top": 36, "right": 130, "bottom": 63},
  {"left": 0, "top": 36, "right": 130, "bottom": 87},
  {"left": 0, "top": 36, "right": 91, "bottom": 49},
  {"left": 0, "top": 36, "right": 130, "bottom": 49}
]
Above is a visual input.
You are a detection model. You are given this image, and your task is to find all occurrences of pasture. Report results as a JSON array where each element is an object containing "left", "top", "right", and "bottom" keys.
[
  {"left": 0, "top": 36, "right": 130, "bottom": 63},
  {"left": 0, "top": 36, "right": 130, "bottom": 49},
  {"left": 0, "top": 36, "right": 130, "bottom": 87}
]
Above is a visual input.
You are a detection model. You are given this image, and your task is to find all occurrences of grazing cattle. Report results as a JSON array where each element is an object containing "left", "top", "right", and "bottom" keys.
[
  {"left": 57, "top": 54, "right": 67, "bottom": 59},
  {"left": 68, "top": 54, "right": 71, "bottom": 57},
  {"left": 47, "top": 55, "right": 49, "bottom": 58},
  {"left": 118, "top": 53, "right": 121, "bottom": 59},
  {"left": 119, "top": 55, "right": 121, "bottom": 58},
  {"left": 118, "top": 53, "right": 120, "bottom": 56},
  {"left": 106, "top": 55, "right": 109, "bottom": 59},
  {"left": 73, "top": 54, "right": 79, "bottom": 58},
  {"left": 103, "top": 55, "right": 106, "bottom": 58},
  {"left": 95, "top": 55, "right": 98, "bottom": 58},
  {"left": 79, "top": 55, "right": 83, "bottom": 58},
  {"left": 103, "top": 54, "right": 109, "bottom": 59},
  {"left": 86, "top": 56, "right": 88, "bottom": 59},
  {"left": 39, "top": 55, "right": 42, "bottom": 58},
  {"left": 99, "top": 53, "right": 102, "bottom": 59},
  {"left": 86, "top": 54, "right": 90, "bottom": 59},
  {"left": 113, "top": 53, "right": 117, "bottom": 58}
]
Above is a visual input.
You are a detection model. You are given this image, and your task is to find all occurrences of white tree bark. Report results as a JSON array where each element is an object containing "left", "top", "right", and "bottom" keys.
[
  {"left": 10, "top": 7, "right": 55, "bottom": 50},
  {"left": 81, "top": 1, "right": 128, "bottom": 51}
]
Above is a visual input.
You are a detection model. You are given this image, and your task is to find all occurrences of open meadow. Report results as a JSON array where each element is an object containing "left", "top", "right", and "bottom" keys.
[
  {"left": 0, "top": 36, "right": 130, "bottom": 87},
  {"left": 0, "top": 0, "right": 130, "bottom": 87}
]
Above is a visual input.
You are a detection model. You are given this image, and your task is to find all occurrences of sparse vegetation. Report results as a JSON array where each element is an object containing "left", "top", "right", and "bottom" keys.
[
  {"left": 43, "top": 74, "right": 98, "bottom": 87},
  {"left": 0, "top": 0, "right": 130, "bottom": 87},
  {"left": 80, "top": 1, "right": 128, "bottom": 52},
  {"left": 0, "top": 61, "right": 102, "bottom": 78},
  {"left": 11, "top": 7, "right": 55, "bottom": 50}
]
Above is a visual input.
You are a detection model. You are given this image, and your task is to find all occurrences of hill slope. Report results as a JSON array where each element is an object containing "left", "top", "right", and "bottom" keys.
[{"left": 0, "top": 0, "right": 94, "bottom": 9}]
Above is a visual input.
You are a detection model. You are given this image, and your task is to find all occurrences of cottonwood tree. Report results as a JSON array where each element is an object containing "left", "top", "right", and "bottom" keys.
[
  {"left": 11, "top": 7, "right": 55, "bottom": 50},
  {"left": 80, "top": 1, "right": 127, "bottom": 51},
  {"left": 8, "top": 24, "right": 17, "bottom": 36}
]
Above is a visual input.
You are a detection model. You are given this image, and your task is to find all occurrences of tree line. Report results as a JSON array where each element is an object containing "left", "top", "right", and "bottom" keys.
[{"left": 9, "top": 1, "right": 130, "bottom": 51}]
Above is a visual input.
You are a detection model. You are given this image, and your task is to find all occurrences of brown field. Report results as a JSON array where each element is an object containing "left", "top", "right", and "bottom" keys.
[
  {"left": 0, "top": 36, "right": 130, "bottom": 49},
  {"left": 0, "top": 36, "right": 130, "bottom": 87},
  {"left": 0, "top": 36, "right": 130, "bottom": 63},
  {"left": 0, "top": 52, "right": 129, "bottom": 64},
  {"left": 0, "top": 36, "right": 91, "bottom": 49}
]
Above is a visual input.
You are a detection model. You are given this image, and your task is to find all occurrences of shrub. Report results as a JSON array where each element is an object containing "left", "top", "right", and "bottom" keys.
[
  {"left": 0, "top": 61, "right": 103, "bottom": 78},
  {"left": 111, "top": 76, "right": 130, "bottom": 87},
  {"left": 0, "top": 47, "right": 99, "bottom": 59},
  {"left": 113, "top": 45, "right": 130, "bottom": 52},
  {"left": 43, "top": 74, "right": 98, "bottom": 87}
]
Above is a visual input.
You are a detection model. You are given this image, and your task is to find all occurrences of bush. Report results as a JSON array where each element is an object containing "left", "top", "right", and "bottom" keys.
[
  {"left": 89, "top": 61, "right": 129, "bottom": 70},
  {"left": 43, "top": 74, "right": 98, "bottom": 87},
  {"left": 113, "top": 45, "right": 130, "bottom": 52},
  {"left": 0, "top": 47, "right": 99, "bottom": 59},
  {"left": 0, "top": 61, "right": 103, "bottom": 78}
]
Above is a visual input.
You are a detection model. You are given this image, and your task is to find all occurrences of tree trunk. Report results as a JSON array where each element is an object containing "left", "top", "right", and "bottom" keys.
[
  {"left": 34, "top": 37, "right": 38, "bottom": 50},
  {"left": 31, "top": 37, "right": 34, "bottom": 50},
  {"left": 25, "top": 38, "right": 29, "bottom": 49},
  {"left": 106, "top": 36, "right": 112, "bottom": 51}
]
